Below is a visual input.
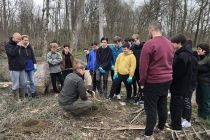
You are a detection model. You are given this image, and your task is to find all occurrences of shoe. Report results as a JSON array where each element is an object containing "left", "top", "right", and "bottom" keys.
[
  {"left": 116, "top": 94, "right": 121, "bottom": 100},
  {"left": 142, "top": 135, "right": 154, "bottom": 140},
  {"left": 182, "top": 120, "right": 191, "bottom": 128},
  {"left": 153, "top": 127, "right": 163, "bottom": 133}
]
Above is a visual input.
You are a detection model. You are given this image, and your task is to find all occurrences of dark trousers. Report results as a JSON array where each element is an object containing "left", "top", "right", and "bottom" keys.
[
  {"left": 96, "top": 70, "right": 109, "bottom": 97},
  {"left": 62, "top": 69, "right": 73, "bottom": 80},
  {"left": 89, "top": 70, "right": 97, "bottom": 91},
  {"left": 110, "top": 70, "right": 121, "bottom": 95},
  {"left": 50, "top": 72, "right": 64, "bottom": 92},
  {"left": 182, "top": 90, "right": 193, "bottom": 122},
  {"left": 132, "top": 71, "right": 140, "bottom": 97},
  {"left": 170, "top": 95, "right": 184, "bottom": 130},
  {"left": 109, "top": 74, "right": 132, "bottom": 100},
  {"left": 144, "top": 81, "right": 171, "bottom": 136}
]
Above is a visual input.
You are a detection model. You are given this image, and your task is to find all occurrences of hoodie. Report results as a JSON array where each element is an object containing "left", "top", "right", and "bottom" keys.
[
  {"left": 114, "top": 51, "right": 136, "bottom": 77},
  {"left": 170, "top": 45, "right": 198, "bottom": 96}
]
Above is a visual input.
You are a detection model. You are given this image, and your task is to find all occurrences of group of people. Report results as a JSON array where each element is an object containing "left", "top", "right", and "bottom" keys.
[
  {"left": 5, "top": 20, "right": 210, "bottom": 140},
  {"left": 60, "top": 21, "right": 210, "bottom": 139},
  {"left": 5, "top": 33, "right": 37, "bottom": 101}
]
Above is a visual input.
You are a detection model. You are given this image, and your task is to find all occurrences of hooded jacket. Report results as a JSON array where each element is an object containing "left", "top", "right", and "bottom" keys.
[
  {"left": 197, "top": 54, "right": 210, "bottom": 85},
  {"left": 60, "top": 50, "right": 77, "bottom": 71},
  {"left": 170, "top": 45, "right": 198, "bottom": 96},
  {"left": 5, "top": 38, "right": 26, "bottom": 71},
  {"left": 114, "top": 51, "right": 136, "bottom": 77}
]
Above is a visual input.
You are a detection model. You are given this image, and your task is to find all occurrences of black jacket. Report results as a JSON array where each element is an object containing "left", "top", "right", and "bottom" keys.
[
  {"left": 170, "top": 46, "right": 198, "bottom": 96},
  {"left": 5, "top": 38, "right": 26, "bottom": 71},
  {"left": 96, "top": 46, "right": 113, "bottom": 70},
  {"left": 130, "top": 42, "right": 144, "bottom": 71},
  {"left": 58, "top": 72, "right": 87, "bottom": 105},
  {"left": 197, "top": 55, "right": 210, "bottom": 85}
]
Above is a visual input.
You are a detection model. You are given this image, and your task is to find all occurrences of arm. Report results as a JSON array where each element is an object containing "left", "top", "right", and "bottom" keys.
[
  {"left": 77, "top": 79, "right": 88, "bottom": 100},
  {"left": 101, "top": 49, "right": 113, "bottom": 69},
  {"left": 114, "top": 54, "right": 120, "bottom": 73},
  {"left": 129, "top": 54, "right": 136, "bottom": 77},
  {"left": 50, "top": 53, "right": 62, "bottom": 65},
  {"left": 96, "top": 49, "right": 101, "bottom": 67},
  {"left": 30, "top": 46, "right": 37, "bottom": 64},
  {"left": 5, "top": 44, "right": 19, "bottom": 57},
  {"left": 87, "top": 52, "right": 91, "bottom": 70},
  {"left": 173, "top": 55, "right": 188, "bottom": 79},
  {"left": 139, "top": 45, "right": 150, "bottom": 86}
]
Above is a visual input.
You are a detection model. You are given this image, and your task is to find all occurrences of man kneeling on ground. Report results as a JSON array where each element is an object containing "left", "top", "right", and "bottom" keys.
[{"left": 58, "top": 63, "right": 93, "bottom": 116}]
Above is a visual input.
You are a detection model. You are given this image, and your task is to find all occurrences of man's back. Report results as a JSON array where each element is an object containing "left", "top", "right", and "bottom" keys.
[
  {"left": 140, "top": 36, "right": 174, "bottom": 85},
  {"left": 58, "top": 72, "right": 87, "bottom": 105}
]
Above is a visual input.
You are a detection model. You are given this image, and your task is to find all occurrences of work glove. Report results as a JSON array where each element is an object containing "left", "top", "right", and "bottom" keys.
[
  {"left": 33, "top": 64, "right": 37, "bottom": 72},
  {"left": 127, "top": 76, "right": 132, "bottom": 84},
  {"left": 111, "top": 65, "right": 114, "bottom": 70},
  {"left": 98, "top": 67, "right": 105, "bottom": 74},
  {"left": 113, "top": 73, "right": 118, "bottom": 80}
]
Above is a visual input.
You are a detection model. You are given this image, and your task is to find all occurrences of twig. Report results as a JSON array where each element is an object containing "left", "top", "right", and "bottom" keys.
[
  {"left": 130, "top": 108, "right": 144, "bottom": 124},
  {"left": 183, "top": 129, "right": 190, "bottom": 140},
  {"left": 131, "top": 107, "right": 144, "bottom": 114},
  {"left": 192, "top": 126, "right": 202, "bottom": 140},
  {"left": 82, "top": 125, "right": 145, "bottom": 131}
]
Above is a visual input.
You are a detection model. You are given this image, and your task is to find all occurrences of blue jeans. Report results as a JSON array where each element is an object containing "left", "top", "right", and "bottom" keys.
[{"left": 25, "top": 71, "right": 36, "bottom": 94}]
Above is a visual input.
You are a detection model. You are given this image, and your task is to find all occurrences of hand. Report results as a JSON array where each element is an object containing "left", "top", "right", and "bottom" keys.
[
  {"left": 127, "top": 76, "right": 132, "bottom": 84},
  {"left": 113, "top": 73, "right": 118, "bottom": 80},
  {"left": 98, "top": 67, "right": 105, "bottom": 74},
  {"left": 111, "top": 65, "right": 114, "bottom": 70},
  {"left": 33, "top": 64, "right": 37, "bottom": 72}
]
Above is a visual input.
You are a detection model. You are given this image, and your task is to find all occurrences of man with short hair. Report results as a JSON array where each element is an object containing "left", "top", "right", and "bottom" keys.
[
  {"left": 96, "top": 37, "right": 113, "bottom": 98},
  {"left": 110, "top": 36, "right": 123, "bottom": 99},
  {"left": 87, "top": 41, "right": 98, "bottom": 92},
  {"left": 109, "top": 42, "right": 136, "bottom": 102},
  {"left": 58, "top": 63, "right": 93, "bottom": 116},
  {"left": 139, "top": 21, "right": 174, "bottom": 139},
  {"left": 130, "top": 34, "right": 144, "bottom": 102},
  {"left": 5, "top": 32, "right": 26, "bottom": 101}
]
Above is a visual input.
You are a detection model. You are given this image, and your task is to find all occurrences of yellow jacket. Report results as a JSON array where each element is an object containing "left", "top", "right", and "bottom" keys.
[{"left": 114, "top": 51, "right": 136, "bottom": 77}]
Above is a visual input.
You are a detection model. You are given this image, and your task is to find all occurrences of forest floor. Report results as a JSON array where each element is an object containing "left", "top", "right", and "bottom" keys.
[{"left": 0, "top": 56, "right": 210, "bottom": 140}]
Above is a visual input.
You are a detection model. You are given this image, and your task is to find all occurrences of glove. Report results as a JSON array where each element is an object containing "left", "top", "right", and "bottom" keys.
[
  {"left": 111, "top": 65, "right": 114, "bottom": 70},
  {"left": 98, "top": 67, "right": 105, "bottom": 74},
  {"left": 113, "top": 73, "right": 118, "bottom": 80},
  {"left": 127, "top": 76, "right": 132, "bottom": 84},
  {"left": 33, "top": 64, "right": 37, "bottom": 72}
]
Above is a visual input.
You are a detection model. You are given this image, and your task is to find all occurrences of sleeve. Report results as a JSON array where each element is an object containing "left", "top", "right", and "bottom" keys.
[
  {"left": 114, "top": 54, "right": 120, "bottom": 73},
  {"left": 77, "top": 79, "right": 88, "bottom": 100},
  {"left": 96, "top": 49, "right": 101, "bottom": 67},
  {"left": 129, "top": 54, "right": 136, "bottom": 77},
  {"left": 30, "top": 46, "right": 37, "bottom": 64},
  {"left": 87, "top": 52, "right": 91, "bottom": 70},
  {"left": 101, "top": 49, "right": 113, "bottom": 70},
  {"left": 47, "top": 52, "right": 53, "bottom": 64},
  {"left": 139, "top": 44, "right": 150, "bottom": 86},
  {"left": 173, "top": 55, "right": 188, "bottom": 79},
  {"left": 51, "top": 53, "right": 62, "bottom": 65},
  {"left": 5, "top": 44, "right": 19, "bottom": 57}
]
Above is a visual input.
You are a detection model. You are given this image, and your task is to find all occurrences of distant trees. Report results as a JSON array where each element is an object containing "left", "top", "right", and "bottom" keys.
[{"left": 0, "top": 0, "right": 210, "bottom": 56}]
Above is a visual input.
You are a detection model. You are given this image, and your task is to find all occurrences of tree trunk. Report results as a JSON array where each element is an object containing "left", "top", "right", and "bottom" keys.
[
  {"left": 193, "top": 0, "right": 208, "bottom": 47},
  {"left": 99, "top": 0, "right": 104, "bottom": 40},
  {"left": 41, "top": 0, "right": 50, "bottom": 59}
]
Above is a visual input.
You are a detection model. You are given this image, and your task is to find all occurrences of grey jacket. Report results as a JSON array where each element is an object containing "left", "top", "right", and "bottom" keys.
[
  {"left": 58, "top": 72, "right": 88, "bottom": 105},
  {"left": 47, "top": 51, "right": 62, "bottom": 73}
]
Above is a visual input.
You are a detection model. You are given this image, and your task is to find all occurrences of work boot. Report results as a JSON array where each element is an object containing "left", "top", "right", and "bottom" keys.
[
  {"left": 19, "top": 88, "right": 25, "bottom": 101},
  {"left": 12, "top": 89, "right": 21, "bottom": 102}
]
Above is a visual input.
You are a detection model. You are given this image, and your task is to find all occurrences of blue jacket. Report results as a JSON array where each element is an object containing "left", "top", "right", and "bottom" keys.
[
  {"left": 110, "top": 45, "right": 123, "bottom": 65},
  {"left": 87, "top": 50, "right": 97, "bottom": 70}
]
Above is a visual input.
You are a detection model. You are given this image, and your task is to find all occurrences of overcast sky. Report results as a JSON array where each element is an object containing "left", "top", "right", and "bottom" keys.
[{"left": 33, "top": 0, "right": 145, "bottom": 7}]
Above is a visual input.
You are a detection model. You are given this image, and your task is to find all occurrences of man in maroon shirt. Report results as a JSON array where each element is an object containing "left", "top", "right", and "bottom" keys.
[{"left": 139, "top": 21, "right": 174, "bottom": 139}]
